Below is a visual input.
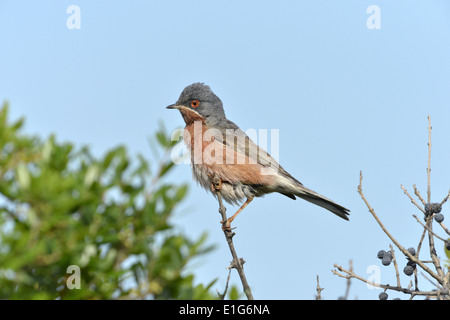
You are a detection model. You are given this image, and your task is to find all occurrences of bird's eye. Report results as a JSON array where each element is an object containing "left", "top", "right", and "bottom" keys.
[{"left": 190, "top": 100, "right": 200, "bottom": 108}]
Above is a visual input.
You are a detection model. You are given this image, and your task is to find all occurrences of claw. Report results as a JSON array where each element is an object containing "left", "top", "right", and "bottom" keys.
[
  {"left": 219, "top": 197, "right": 254, "bottom": 231},
  {"left": 220, "top": 219, "right": 236, "bottom": 231},
  {"left": 211, "top": 176, "right": 222, "bottom": 192}
]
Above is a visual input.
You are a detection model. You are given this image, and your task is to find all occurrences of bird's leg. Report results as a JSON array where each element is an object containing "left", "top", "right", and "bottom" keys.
[{"left": 221, "top": 197, "right": 254, "bottom": 231}]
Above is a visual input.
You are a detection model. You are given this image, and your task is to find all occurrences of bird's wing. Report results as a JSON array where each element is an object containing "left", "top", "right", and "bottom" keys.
[
  {"left": 210, "top": 119, "right": 302, "bottom": 184},
  {"left": 207, "top": 120, "right": 349, "bottom": 220}
]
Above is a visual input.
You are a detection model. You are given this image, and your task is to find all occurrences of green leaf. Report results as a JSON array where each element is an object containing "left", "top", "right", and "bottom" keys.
[{"left": 228, "top": 285, "right": 241, "bottom": 300}]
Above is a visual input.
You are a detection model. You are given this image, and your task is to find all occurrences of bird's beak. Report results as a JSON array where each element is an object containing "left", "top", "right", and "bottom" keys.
[
  {"left": 166, "top": 104, "right": 193, "bottom": 113},
  {"left": 165, "top": 103, "right": 204, "bottom": 121},
  {"left": 166, "top": 104, "right": 179, "bottom": 110}
]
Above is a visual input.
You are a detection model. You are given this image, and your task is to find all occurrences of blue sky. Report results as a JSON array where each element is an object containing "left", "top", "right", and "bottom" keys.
[{"left": 1, "top": 0, "right": 450, "bottom": 300}]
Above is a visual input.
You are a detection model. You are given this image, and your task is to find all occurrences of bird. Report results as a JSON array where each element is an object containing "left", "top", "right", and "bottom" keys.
[{"left": 166, "top": 83, "right": 349, "bottom": 230}]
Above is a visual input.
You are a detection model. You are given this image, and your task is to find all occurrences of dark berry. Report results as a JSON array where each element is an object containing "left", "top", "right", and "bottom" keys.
[
  {"left": 382, "top": 252, "right": 392, "bottom": 266},
  {"left": 425, "top": 203, "right": 442, "bottom": 215},
  {"left": 434, "top": 213, "right": 444, "bottom": 223},
  {"left": 377, "top": 250, "right": 386, "bottom": 259},
  {"left": 407, "top": 247, "right": 416, "bottom": 256},
  {"left": 406, "top": 260, "right": 416, "bottom": 269},
  {"left": 379, "top": 292, "right": 388, "bottom": 300},
  {"left": 404, "top": 265, "right": 414, "bottom": 276}
]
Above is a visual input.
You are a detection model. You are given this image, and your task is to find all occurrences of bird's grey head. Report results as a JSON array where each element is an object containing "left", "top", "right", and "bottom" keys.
[{"left": 166, "top": 83, "right": 226, "bottom": 123}]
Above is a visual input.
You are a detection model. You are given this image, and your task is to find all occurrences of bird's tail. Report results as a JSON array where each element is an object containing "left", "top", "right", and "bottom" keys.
[
  {"left": 275, "top": 174, "right": 350, "bottom": 220},
  {"left": 293, "top": 185, "right": 350, "bottom": 220}
]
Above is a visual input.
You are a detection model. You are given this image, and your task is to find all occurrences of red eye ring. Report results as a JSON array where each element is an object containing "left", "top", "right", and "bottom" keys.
[{"left": 190, "top": 100, "right": 200, "bottom": 108}]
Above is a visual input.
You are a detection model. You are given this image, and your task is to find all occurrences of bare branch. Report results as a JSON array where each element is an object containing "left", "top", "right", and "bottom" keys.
[
  {"left": 215, "top": 188, "right": 254, "bottom": 300},
  {"left": 332, "top": 264, "right": 441, "bottom": 297},
  {"left": 439, "top": 190, "right": 450, "bottom": 207},
  {"left": 425, "top": 214, "right": 446, "bottom": 281},
  {"left": 427, "top": 115, "right": 432, "bottom": 204},
  {"left": 315, "top": 275, "right": 324, "bottom": 300},
  {"left": 342, "top": 260, "right": 353, "bottom": 300},
  {"left": 437, "top": 221, "right": 450, "bottom": 236},
  {"left": 412, "top": 214, "right": 446, "bottom": 242},
  {"left": 358, "top": 172, "right": 442, "bottom": 285},
  {"left": 389, "top": 244, "right": 401, "bottom": 288},
  {"left": 413, "top": 227, "right": 427, "bottom": 291},
  {"left": 400, "top": 185, "right": 426, "bottom": 214},
  {"left": 334, "top": 118, "right": 449, "bottom": 299},
  {"left": 217, "top": 268, "right": 232, "bottom": 300},
  {"left": 413, "top": 184, "right": 427, "bottom": 206}
]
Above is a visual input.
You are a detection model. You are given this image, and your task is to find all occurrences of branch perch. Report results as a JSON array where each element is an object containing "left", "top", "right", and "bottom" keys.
[{"left": 215, "top": 188, "right": 254, "bottom": 300}]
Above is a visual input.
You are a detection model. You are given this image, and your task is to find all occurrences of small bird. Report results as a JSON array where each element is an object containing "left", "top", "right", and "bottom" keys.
[{"left": 167, "top": 83, "right": 349, "bottom": 230}]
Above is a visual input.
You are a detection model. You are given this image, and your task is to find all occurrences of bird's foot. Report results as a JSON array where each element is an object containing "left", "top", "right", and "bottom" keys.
[
  {"left": 220, "top": 218, "right": 235, "bottom": 231},
  {"left": 210, "top": 176, "right": 222, "bottom": 192}
]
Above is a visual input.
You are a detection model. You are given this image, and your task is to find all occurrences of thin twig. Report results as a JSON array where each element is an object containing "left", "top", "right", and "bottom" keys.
[
  {"left": 439, "top": 190, "right": 450, "bottom": 207},
  {"left": 437, "top": 192, "right": 450, "bottom": 236},
  {"left": 413, "top": 184, "right": 427, "bottom": 206},
  {"left": 412, "top": 214, "right": 446, "bottom": 242},
  {"left": 427, "top": 115, "right": 432, "bottom": 204},
  {"left": 416, "top": 227, "right": 427, "bottom": 260},
  {"left": 343, "top": 260, "right": 352, "bottom": 300},
  {"left": 315, "top": 275, "right": 324, "bottom": 300},
  {"left": 437, "top": 221, "right": 450, "bottom": 236},
  {"left": 400, "top": 185, "right": 426, "bottom": 214},
  {"left": 332, "top": 264, "right": 442, "bottom": 297},
  {"left": 424, "top": 117, "right": 446, "bottom": 282},
  {"left": 425, "top": 214, "right": 445, "bottom": 280},
  {"left": 215, "top": 189, "right": 254, "bottom": 300},
  {"left": 389, "top": 244, "right": 401, "bottom": 288},
  {"left": 413, "top": 227, "right": 427, "bottom": 292},
  {"left": 217, "top": 268, "right": 232, "bottom": 300},
  {"left": 420, "top": 272, "right": 442, "bottom": 291}
]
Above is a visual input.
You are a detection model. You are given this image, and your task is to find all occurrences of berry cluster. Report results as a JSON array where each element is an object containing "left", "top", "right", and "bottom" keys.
[
  {"left": 425, "top": 203, "right": 444, "bottom": 223},
  {"left": 403, "top": 247, "right": 416, "bottom": 276},
  {"left": 377, "top": 250, "right": 392, "bottom": 266},
  {"left": 424, "top": 202, "right": 442, "bottom": 215},
  {"left": 377, "top": 247, "right": 417, "bottom": 277}
]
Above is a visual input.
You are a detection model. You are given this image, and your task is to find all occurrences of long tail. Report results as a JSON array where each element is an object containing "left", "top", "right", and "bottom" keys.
[
  {"left": 292, "top": 185, "right": 350, "bottom": 220},
  {"left": 275, "top": 172, "right": 350, "bottom": 220}
]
